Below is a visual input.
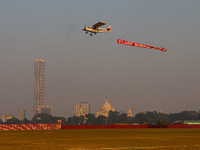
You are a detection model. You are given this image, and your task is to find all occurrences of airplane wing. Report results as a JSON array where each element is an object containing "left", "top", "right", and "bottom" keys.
[{"left": 92, "top": 21, "right": 106, "bottom": 29}]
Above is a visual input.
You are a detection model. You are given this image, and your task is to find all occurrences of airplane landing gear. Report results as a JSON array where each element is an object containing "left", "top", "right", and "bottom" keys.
[
  {"left": 86, "top": 32, "right": 88, "bottom": 34},
  {"left": 90, "top": 33, "right": 92, "bottom": 36}
]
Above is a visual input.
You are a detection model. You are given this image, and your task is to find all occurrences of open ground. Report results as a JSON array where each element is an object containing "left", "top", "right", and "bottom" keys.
[{"left": 1, "top": 129, "right": 200, "bottom": 150}]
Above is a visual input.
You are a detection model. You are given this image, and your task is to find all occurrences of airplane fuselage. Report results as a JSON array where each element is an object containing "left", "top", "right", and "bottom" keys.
[{"left": 83, "top": 27, "right": 111, "bottom": 33}]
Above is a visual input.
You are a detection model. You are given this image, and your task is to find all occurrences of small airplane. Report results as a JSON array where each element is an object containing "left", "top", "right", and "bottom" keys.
[{"left": 82, "top": 21, "right": 112, "bottom": 36}]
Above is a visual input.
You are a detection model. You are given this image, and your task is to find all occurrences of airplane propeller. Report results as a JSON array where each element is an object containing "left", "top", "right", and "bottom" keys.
[
  {"left": 83, "top": 24, "right": 86, "bottom": 30},
  {"left": 83, "top": 24, "right": 89, "bottom": 34},
  {"left": 83, "top": 24, "right": 87, "bottom": 32}
]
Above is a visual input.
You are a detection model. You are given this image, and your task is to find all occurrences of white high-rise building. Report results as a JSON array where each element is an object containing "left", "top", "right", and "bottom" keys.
[
  {"left": 37, "top": 105, "right": 52, "bottom": 115},
  {"left": 18, "top": 108, "right": 26, "bottom": 121},
  {"left": 76, "top": 102, "right": 90, "bottom": 117},
  {"left": 34, "top": 59, "right": 45, "bottom": 115}
]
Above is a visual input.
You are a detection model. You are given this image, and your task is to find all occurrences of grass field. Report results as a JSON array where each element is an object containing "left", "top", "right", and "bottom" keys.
[{"left": 1, "top": 129, "right": 200, "bottom": 150}]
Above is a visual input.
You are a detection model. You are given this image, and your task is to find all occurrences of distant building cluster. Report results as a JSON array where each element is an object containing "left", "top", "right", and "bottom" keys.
[
  {"left": 2, "top": 59, "right": 133, "bottom": 121},
  {"left": 1, "top": 115, "right": 14, "bottom": 123},
  {"left": 33, "top": 59, "right": 132, "bottom": 118},
  {"left": 76, "top": 97, "right": 133, "bottom": 118}
]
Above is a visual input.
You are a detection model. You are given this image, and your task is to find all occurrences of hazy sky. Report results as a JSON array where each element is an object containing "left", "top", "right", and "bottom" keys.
[{"left": 0, "top": 0, "right": 200, "bottom": 119}]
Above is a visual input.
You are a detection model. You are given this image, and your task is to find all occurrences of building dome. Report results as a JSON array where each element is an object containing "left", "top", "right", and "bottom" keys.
[
  {"left": 96, "top": 97, "right": 115, "bottom": 117},
  {"left": 101, "top": 99, "right": 112, "bottom": 110}
]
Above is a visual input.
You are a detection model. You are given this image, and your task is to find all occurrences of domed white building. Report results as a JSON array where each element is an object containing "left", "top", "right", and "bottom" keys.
[{"left": 96, "top": 97, "right": 115, "bottom": 117}]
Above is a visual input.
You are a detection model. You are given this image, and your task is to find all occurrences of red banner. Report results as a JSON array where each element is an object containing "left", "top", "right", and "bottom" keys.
[{"left": 117, "top": 39, "right": 166, "bottom": 52}]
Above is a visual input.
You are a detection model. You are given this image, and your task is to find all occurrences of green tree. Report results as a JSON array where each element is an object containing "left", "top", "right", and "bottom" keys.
[
  {"left": 84, "top": 113, "right": 96, "bottom": 125},
  {"left": 22, "top": 118, "right": 30, "bottom": 124},
  {"left": 95, "top": 115, "right": 107, "bottom": 125},
  {"left": 168, "top": 111, "right": 198, "bottom": 122},
  {"left": 118, "top": 113, "right": 134, "bottom": 124},
  {"left": 67, "top": 116, "right": 80, "bottom": 125},
  {"left": 133, "top": 112, "right": 147, "bottom": 124},
  {"left": 108, "top": 111, "right": 120, "bottom": 124},
  {"left": 6, "top": 117, "right": 22, "bottom": 124},
  {"left": 31, "top": 113, "right": 60, "bottom": 124}
]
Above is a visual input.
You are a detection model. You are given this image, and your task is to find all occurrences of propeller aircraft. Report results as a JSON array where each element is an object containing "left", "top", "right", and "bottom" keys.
[{"left": 82, "top": 21, "right": 112, "bottom": 36}]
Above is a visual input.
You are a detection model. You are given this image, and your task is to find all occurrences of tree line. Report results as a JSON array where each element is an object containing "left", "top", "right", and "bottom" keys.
[{"left": 1, "top": 110, "right": 200, "bottom": 125}]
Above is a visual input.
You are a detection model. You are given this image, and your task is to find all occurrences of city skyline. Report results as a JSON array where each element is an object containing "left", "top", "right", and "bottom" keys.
[{"left": 0, "top": 1, "right": 200, "bottom": 119}]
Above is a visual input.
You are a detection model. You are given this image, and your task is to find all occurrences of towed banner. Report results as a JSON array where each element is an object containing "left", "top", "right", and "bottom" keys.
[{"left": 117, "top": 39, "right": 166, "bottom": 52}]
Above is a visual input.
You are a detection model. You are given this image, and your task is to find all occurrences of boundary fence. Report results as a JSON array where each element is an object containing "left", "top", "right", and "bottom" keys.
[
  {"left": 168, "top": 124, "right": 200, "bottom": 128},
  {"left": 61, "top": 125, "right": 148, "bottom": 129},
  {"left": 61, "top": 124, "right": 200, "bottom": 129},
  {"left": 1, "top": 124, "right": 200, "bottom": 131},
  {"left": 0, "top": 123, "right": 61, "bottom": 131}
]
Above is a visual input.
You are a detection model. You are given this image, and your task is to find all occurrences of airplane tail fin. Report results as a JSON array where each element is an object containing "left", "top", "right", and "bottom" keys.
[{"left": 107, "top": 26, "right": 112, "bottom": 31}]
